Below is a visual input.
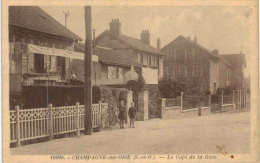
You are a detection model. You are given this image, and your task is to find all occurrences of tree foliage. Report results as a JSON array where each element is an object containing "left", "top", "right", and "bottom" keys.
[{"left": 158, "top": 78, "right": 185, "bottom": 98}]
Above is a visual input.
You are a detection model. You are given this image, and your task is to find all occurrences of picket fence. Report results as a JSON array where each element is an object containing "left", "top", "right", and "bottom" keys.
[
  {"left": 10, "top": 102, "right": 108, "bottom": 146},
  {"left": 161, "top": 89, "right": 249, "bottom": 113}
]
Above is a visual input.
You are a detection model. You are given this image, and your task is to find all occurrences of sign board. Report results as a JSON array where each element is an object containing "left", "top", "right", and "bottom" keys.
[{"left": 27, "top": 44, "right": 98, "bottom": 62}]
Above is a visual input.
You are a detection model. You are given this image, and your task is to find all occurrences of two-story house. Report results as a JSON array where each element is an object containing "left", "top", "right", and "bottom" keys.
[
  {"left": 73, "top": 19, "right": 164, "bottom": 119},
  {"left": 161, "top": 35, "right": 233, "bottom": 95},
  {"left": 9, "top": 6, "right": 83, "bottom": 108}
]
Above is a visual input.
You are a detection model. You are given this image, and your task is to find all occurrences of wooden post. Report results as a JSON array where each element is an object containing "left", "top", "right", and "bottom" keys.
[
  {"left": 48, "top": 104, "right": 53, "bottom": 140},
  {"left": 208, "top": 95, "right": 211, "bottom": 112},
  {"left": 76, "top": 102, "right": 80, "bottom": 136},
  {"left": 84, "top": 6, "right": 93, "bottom": 135},
  {"left": 181, "top": 92, "right": 184, "bottom": 112},
  {"left": 160, "top": 98, "right": 166, "bottom": 118},
  {"left": 221, "top": 90, "right": 224, "bottom": 105},
  {"left": 99, "top": 101, "right": 102, "bottom": 129},
  {"left": 239, "top": 89, "right": 242, "bottom": 109},
  {"left": 232, "top": 90, "right": 235, "bottom": 105},
  {"left": 15, "top": 105, "right": 21, "bottom": 147},
  {"left": 232, "top": 90, "right": 236, "bottom": 110}
]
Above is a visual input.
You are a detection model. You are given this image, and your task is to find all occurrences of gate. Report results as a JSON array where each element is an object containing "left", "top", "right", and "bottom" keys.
[{"left": 233, "top": 89, "right": 248, "bottom": 110}]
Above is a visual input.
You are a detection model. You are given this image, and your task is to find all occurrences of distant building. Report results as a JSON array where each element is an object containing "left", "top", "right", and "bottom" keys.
[
  {"left": 161, "top": 35, "right": 233, "bottom": 95},
  {"left": 221, "top": 53, "right": 247, "bottom": 89}
]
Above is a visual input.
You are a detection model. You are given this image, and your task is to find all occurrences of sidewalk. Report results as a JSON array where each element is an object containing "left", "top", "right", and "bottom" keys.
[{"left": 11, "top": 112, "right": 250, "bottom": 155}]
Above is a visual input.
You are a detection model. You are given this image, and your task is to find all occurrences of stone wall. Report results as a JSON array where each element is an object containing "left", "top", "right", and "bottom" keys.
[{"left": 145, "top": 84, "right": 160, "bottom": 118}]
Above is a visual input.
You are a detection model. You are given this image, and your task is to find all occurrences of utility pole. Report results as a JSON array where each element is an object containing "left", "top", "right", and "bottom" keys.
[
  {"left": 84, "top": 6, "right": 92, "bottom": 135},
  {"left": 63, "top": 10, "right": 70, "bottom": 28}
]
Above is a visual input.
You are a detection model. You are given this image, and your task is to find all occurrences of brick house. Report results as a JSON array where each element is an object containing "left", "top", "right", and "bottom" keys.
[
  {"left": 73, "top": 19, "right": 164, "bottom": 119},
  {"left": 9, "top": 6, "right": 83, "bottom": 108},
  {"left": 161, "top": 35, "right": 233, "bottom": 95}
]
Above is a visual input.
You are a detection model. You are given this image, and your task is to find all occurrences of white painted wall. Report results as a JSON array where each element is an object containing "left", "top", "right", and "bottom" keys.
[{"left": 142, "top": 67, "right": 158, "bottom": 84}]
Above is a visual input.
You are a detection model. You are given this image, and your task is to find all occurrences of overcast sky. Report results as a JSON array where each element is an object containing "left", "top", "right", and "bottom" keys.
[{"left": 41, "top": 6, "right": 252, "bottom": 75}]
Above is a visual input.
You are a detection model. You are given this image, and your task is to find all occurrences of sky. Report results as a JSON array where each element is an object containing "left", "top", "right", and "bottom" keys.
[{"left": 41, "top": 6, "right": 253, "bottom": 75}]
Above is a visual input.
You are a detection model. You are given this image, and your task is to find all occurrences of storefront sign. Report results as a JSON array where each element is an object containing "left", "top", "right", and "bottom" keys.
[{"left": 27, "top": 44, "right": 98, "bottom": 62}]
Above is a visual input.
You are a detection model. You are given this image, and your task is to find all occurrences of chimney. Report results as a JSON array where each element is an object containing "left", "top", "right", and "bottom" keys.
[
  {"left": 109, "top": 18, "right": 121, "bottom": 37},
  {"left": 140, "top": 30, "right": 150, "bottom": 45},
  {"left": 194, "top": 36, "right": 197, "bottom": 44},
  {"left": 212, "top": 49, "right": 219, "bottom": 55},
  {"left": 157, "top": 38, "right": 161, "bottom": 50}
]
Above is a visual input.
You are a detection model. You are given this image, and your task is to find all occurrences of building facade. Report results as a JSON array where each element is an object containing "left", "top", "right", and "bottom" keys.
[
  {"left": 161, "top": 35, "right": 233, "bottom": 95},
  {"left": 9, "top": 6, "right": 82, "bottom": 108},
  {"left": 90, "top": 19, "right": 164, "bottom": 119}
]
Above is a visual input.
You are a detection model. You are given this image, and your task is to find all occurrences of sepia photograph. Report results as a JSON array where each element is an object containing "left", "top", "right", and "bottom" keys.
[{"left": 2, "top": 2, "right": 259, "bottom": 162}]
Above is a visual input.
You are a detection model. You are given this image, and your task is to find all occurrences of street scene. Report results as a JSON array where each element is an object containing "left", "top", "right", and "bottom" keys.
[{"left": 8, "top": 6, "right": 251, "bottom": 155}]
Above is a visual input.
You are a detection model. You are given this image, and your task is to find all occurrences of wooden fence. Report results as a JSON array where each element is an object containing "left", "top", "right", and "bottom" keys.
[
  {"left": 165, "top": 96, "right": 181, "bottom": 108},
  {"left": 10, "top": 102, "right": 108, "bottom": 146},
  {"left": 183, "top": 95, "right": 210, "bottom": 110}
]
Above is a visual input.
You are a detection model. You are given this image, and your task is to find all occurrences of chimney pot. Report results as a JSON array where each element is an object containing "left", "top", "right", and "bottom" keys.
[
  {"left": 212, "top": 49, "right": 219, "bottom": 55},
  {"left": 109, "top": 18, "right": 121, "bottom": 37},
  {"left": 140, "top": 29, "right": 150, "bottom": 45},
  {"left": 157, "top": 38, "right": 161, "bottom": 50}
]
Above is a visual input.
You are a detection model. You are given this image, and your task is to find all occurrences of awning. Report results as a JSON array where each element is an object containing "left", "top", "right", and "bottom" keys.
[{"left": 27, "top": 44, "right": 98, "bottom": 62}]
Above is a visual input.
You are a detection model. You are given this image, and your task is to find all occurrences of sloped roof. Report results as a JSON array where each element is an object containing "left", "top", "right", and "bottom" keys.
[
  {"left": 221, "top": 54, "right": 247, "bottom": 69},
  {"left": 162, "top": 35, "right": 219, "bottom": 59},
  {"left": 74, "top": 43, "right": 140, "bottom": 67},
  {"left": 9, "top": 6, "right": 81, "bottom": 41},
  {"left": 96, "top": 30, "right": 163, "bottom": 55}
]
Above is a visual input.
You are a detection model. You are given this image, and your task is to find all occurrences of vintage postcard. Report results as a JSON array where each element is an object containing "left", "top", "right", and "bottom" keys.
[{"left": 2, "top": 0, "right": 259, "bottom": 163}]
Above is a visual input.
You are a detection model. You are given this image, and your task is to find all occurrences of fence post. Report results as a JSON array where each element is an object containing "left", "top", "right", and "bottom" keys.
[
  {"left": 221, "top": 90, "right": 224, "bottom": 105},
  {"left": 232, "top": 90, "right": 235, "bottom": 104},
  {"left": 181, "top": 92, "right": 184, "bottom": 112},
  {"left": 99, "top": 101, "right": 102, "bottom": 129},
  {"left": 76, "top": 102, "right": 80, "bottom": 136},
  {"left": 48, "top": 104, "right": 54, "bottom": 140},
  {"left": 15, "top": 105, "right": 21, "bottom": 147},
  {"left": 160, "top": 98, "right": 166, "bottom": 118},
  {"left": 239, "top": 89, "right": 242, "bottom": 109},
  {"left": 208, "top": 95, "right": 211, "bottom": 112},
  {"left": 232, "top": 90, "right": 236, "bottom": 110}
]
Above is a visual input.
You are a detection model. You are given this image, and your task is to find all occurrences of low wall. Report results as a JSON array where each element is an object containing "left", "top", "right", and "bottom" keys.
[
  {"left": 161, "top": 106, "right": 210, "bottom": 119},
  {"left": 221, "top": 104, "right": 236, "bottom": 112}
]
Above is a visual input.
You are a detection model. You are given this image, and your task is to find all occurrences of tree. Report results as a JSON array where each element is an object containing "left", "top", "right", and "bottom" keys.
[{"left": 158, "top": 77, "right": 185, "bottom": 98}]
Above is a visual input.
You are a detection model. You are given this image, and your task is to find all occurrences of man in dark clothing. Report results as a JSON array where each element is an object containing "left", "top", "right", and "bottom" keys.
[
  {"left": 119, "top": 100, "right": 126, "bottom": 129},
  {"left": 128, "top": 102, "right": 136, "bottom": 128}
]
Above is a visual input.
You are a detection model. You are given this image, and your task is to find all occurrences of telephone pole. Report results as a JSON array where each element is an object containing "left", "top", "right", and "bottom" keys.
[{"left": 84, "top": 6, "right": 92, "bottom": 135}]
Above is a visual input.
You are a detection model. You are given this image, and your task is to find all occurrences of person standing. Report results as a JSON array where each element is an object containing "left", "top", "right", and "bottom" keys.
[
  {"left": 118, "top": 100, "right": 126, "bottom": 129},
  {"left": 128, "top": 102, "right": 136, "bottom": 128}
]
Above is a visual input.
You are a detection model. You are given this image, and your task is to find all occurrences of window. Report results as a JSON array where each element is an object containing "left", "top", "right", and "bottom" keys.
[
  {"left": 213, "top": 82, "right": 217, "bottom": 93},
  {"left": 34, "top": 53, "right": 45, "bottom": 73},
  {"left": 108, "top": 66, "right": 123, "bottom": 79},
  {"left": 108, "top": 66, "right": 117, "bottom": 79},
  {"left": 143, "top": 54, "right": 149, "bottom": 66},
  {"left": 118, "top": 67, "right": 123, "bottom": 79},
  {"left": 57, "top": 56, "right": 66, "bottom": 79},
  {"left": 137, "top": 54, "right": 142, "bottom": 64},
  {"left": 227, "top": 70, "right": 230, "bottom": 81}
]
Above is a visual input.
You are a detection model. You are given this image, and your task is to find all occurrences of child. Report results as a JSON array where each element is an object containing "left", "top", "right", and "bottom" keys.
[{"left": 128, "top": 102, "right": 136, "bottom": 128}]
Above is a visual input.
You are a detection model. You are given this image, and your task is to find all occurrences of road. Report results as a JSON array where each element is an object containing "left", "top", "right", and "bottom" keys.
[{"left": 11, "top": 112, "right": 250, "bottom": 155}]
